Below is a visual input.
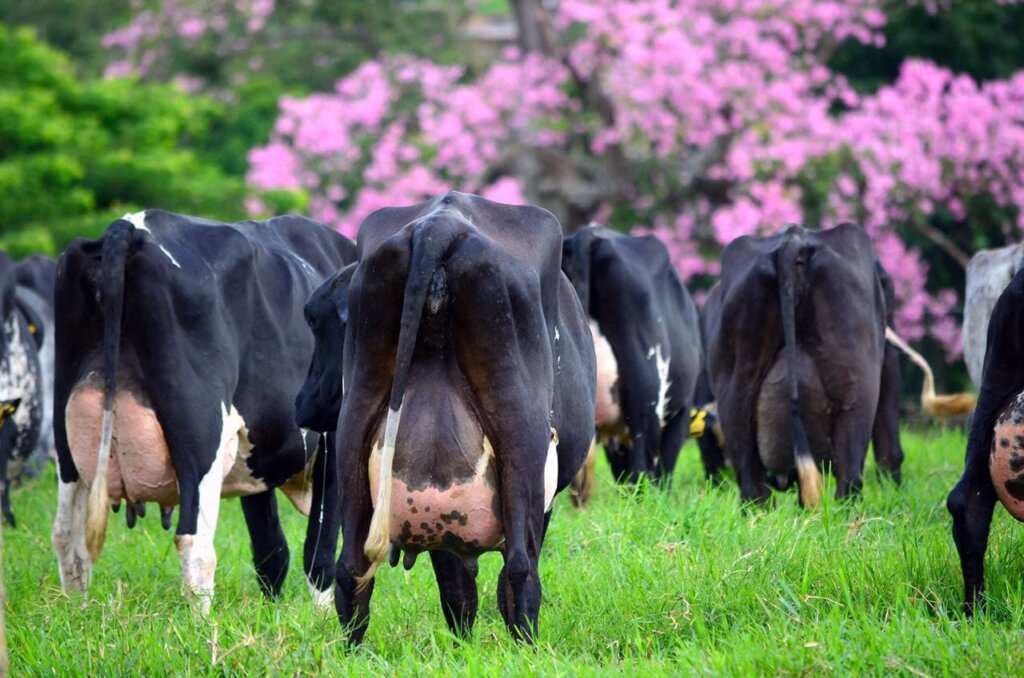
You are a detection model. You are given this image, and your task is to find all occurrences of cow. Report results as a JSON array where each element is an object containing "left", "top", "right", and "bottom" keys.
[
  {"left": 15, "top": 255, "right": 57, "bottom": 477},
  {"left": 560, "top": 226, "right": 702, "bottom": 484},
  {"left": 295, "top": 264, "right": 356, "bottom": 435},
  {"left": 948, "top": 266, "right": 1024, "bottom": 615},
  {"left": 0, "top": 250, "right": 44, "bottom": 526},
  {"left": 320, "top": 191, "right": 595, "bottom": 644},
  {"left": 963, "top": 243, "right": 1024, "bottom": 389},
  {"left": 703, "top": 223, "right": 904, "bottom": 506},
  {"left": 51, "top": 209, "right": 356, "bottom": 612}
]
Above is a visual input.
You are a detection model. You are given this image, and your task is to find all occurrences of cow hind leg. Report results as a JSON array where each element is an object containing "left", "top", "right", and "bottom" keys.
[
  {"left": 829, "top": 409, "right": 872, "bottom": 500},
  {"left": 52, "top": 474, "right": 92, "bottom": 593},
  {"left": 492, "top": 426, "right": 548, "bottom": 643},
  {"left": 871, "top": 343, "right": 904, "bottom": 483},
  {"left": 240, "top": 490, "right": 290, "bottom": 599},
  {"left": 303, "top": 432, "right": 340, "bottom": 608},
  {"left": 655, "top": 406, "right": 689, "bottom": 486},
  {"left": 429, "top": 551, "right": 478, "bottom": 638},
  {"left": 174, "top": 447, "right": 225, "bottom": 614},
  {"left": 333, "top": 414, "right": 378, "bottom": 645}
]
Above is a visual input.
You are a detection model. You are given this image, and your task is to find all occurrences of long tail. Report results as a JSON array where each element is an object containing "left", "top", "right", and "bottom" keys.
[
  {"left": 357, "top": 220, "right": 461, "bottom": 589},
  {"left": 85, "top": 219, "right": 134, "bottom": 561},
  {"left": 884, "top": 327, "right": 977, "bottom": 418},
  {"left": 776, "top": 231, "right": 822, "bottom": 509}
]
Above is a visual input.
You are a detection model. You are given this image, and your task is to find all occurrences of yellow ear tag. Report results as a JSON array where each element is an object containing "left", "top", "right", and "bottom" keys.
[
  {"left": 688, "top": 407, "right": 707, "bottom": 438},
  {"left": 0, "top": 402, "right": 17, "bottom": 427}
]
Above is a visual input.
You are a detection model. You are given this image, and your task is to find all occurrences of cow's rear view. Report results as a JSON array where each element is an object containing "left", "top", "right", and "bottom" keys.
[
  {"left": 52, "top": 210, "right": 356, "bottom": 611},
  {"left": 705, "top": 223, "right": 901, "bottom": 505},
  {"left": 328, "top": 192, "right": 596, "bottom": 644}
]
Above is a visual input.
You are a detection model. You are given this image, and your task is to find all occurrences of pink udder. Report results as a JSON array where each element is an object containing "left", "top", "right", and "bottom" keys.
[
  {"left": 992, "top": 397, "right": 1024, "bottom": 522},
  {"left": 66, "top": 383, "right": 178, "bottom": 506},
  {"left": 591, "top": 322, "right": 621, "bottom": 428},
  {"left": 391, "top": 480, "right": 503, "bottom": 554},
  {"left": 369, "top": 457, "right": 503, "bottom": 555}
]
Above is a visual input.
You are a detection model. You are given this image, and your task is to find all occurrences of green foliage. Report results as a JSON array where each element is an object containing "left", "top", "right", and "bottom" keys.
[
  {"left": 833, "top": 1, "right": 1024, "bottom": 91},
  {"left": 0, "top": 0, "right": 132, "bottom": 76},
  {"left": 9, "top": 430, "right": 1024, "bottom": 674},
  {"left": 0, "top": 25, "right": 245, "bottom": 259}
]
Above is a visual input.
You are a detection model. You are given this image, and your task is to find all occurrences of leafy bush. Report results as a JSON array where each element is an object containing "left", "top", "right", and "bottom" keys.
[{"left": 0, "top": 25, "right": 245, "bottom": 259}]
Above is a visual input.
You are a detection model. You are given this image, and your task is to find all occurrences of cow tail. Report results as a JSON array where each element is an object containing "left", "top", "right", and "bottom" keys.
[
  {"left": 358, "top": 222, "right": 460, "bottom": 589},
  {"left": 85, "top": 219, "right": 133, "bottom": 561},
  {"left": 776, "top": 233, "right": 822, "bottom": 509},
  {"left": 884, "top": 326, "right": 977, "bottom": 418}
]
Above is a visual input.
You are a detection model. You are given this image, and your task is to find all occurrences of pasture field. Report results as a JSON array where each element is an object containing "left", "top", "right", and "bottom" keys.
[{"left": 7, "top": 428, "right": 1024, "bottom": 676}]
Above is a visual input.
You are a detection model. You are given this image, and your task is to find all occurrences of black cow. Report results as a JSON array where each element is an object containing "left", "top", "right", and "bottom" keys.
[
  {"left": 0, "top": 251, "right": 44, "bottom": 526},
  {"left": 295, "top": 264, "right": 356, "bottom": 434},
  {"left": 320, "top": 191, "right": 595, "bottom": 644},
  {"left": 704, "top": 223, "right": 902, "bottom": 506},
  {"left": 561, "top": 226, "right": 702, "bottom": 483},
  {"left": 51, "top": 210, "right": 356, "bottom": 612},
  {"left": 948, "top": 266, "right": 1024, "bottom": 615}
]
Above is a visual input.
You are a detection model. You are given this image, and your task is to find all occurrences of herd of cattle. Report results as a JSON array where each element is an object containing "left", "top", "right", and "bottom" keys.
[{"left": 1, "top": 190, "right": 1024, "bottom": 642}]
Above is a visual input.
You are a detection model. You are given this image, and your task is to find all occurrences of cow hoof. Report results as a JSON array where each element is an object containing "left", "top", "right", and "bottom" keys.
[{"left": 307, "top": 577, "right": 333, "bottom": 609}]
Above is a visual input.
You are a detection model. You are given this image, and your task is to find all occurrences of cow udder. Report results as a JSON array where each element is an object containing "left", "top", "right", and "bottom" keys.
[
  {"left": 66, "top": 377, "right": 177, "bottom": 506},
  {"left": 991, "top": 391, "right": 1024, "bottom": 521}
]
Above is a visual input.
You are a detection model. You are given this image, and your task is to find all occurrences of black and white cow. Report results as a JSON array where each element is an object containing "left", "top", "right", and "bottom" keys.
[
  {"left": 962, "top": 243, "right": 1024, "bottom": 389},
  {"left": 0, "top": 250, "right": 44, "bottom": 526},
  {"left": 948, "top": 265, "right": 1024, "bottom": 615},
  {"left": 704, "top": 223, "right": 903, "bottom": 506},
  {"left": 52, "top": 210, "right": 356, "bottom": 611},
  {"left": 560, "top": 226, "right": 702, "bottom": 484},
  {"left": 15, "top": 255, "right": 57, "bottom": 477},
  {"left": 319, "top": 191, "right": 595, "bottom": 644}
]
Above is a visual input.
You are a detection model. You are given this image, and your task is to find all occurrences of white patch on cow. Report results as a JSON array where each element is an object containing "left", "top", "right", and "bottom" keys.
[
  {"left": 544, "top": 428, "right": 559, "bottom": 512},
  {"left": 307, "top": 577, "right": 333, "bottom": 609},
  {"left": 221, "top": 405, "right": 270, "bottom": 497},
  {"left": 52, "top": 476, "right": 92, "bottom": 593},
  {"left": 158, "top": 245, "right": 182, "bottom": 269},
  {"left": 0, "top": 316, "right": 40, "bottom": 462},
  {"left": 650, "top": 344, "right": 672, "bottom": 427},
  {"left": 122, "top": 210, "right": 181, "bottom": 268},
  {"left": 122, "top": 210, "right": 149, "bottom": 232},
  {"left": 175, "top": 402, "right": 235, "bottom": 614}
]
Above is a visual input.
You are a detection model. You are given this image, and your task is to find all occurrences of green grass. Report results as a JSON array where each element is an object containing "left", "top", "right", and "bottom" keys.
[{"left": 8, "top": 428, "right": 1024, "bottom": 675}]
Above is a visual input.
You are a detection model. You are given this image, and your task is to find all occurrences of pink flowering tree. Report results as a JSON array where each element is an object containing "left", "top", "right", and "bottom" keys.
[{"left": 239, "top": 1, "right": 1023, "bottom": 361}]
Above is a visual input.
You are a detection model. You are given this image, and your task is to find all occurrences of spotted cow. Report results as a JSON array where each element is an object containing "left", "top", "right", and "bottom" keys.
[
  {"left": 15, "top": 254, "right": 57, "bottom": 477},
  {"left": 948, "top": 266, "right": 1024, "bottom": 615},
  {"left": 320, "top": 191, "right": 596, "bottom": 644},
  {"left": 0, "top": 250, "right": 44, "bottom": 526},
  {"left": 703, "top": 223, "right": 903, "bottom": 506},
  {"left": 560, "top": 226, "right": 702, "bottom": 484},
  {"left": 52, "top": 210, "right": 356, "bottom": 611}
]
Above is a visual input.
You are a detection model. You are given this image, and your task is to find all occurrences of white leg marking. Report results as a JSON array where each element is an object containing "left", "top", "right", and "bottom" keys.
[
  {"left": 52, "top": 477, "right": 92, "bottom": 593},
  {"left": 544, "top": 428, "right": 559, "bottom": 512},
  {"left": 176, "top": 403, "right": 236, "bottom": 614},
  {"left": 306, "top": 576, "right": 333, "bottom": 609}
]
